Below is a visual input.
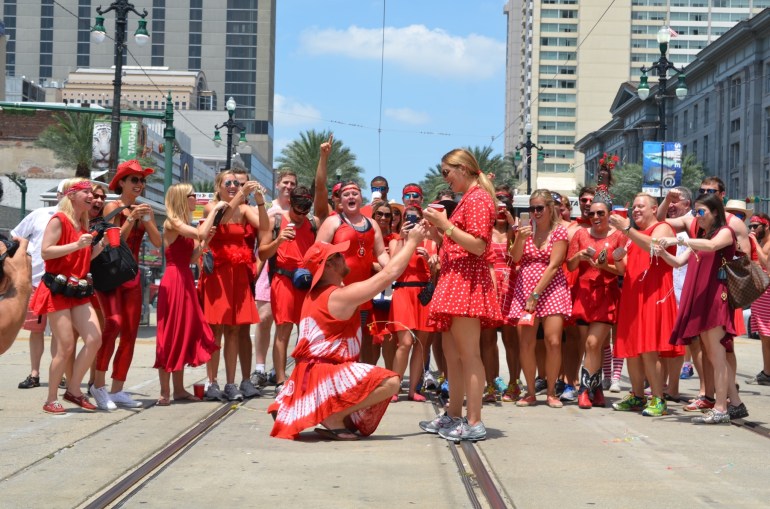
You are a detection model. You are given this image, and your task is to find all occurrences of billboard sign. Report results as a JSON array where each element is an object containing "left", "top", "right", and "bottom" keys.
[
  {"left": 642, "top": 141, "right": 682, "bottom": 197},
  {"left": 118, "top": 121, "right": 140, "bottom": 164}
]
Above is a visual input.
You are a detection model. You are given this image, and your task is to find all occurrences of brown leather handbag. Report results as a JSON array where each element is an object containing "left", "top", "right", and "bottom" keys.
[{"left": 722, "top": 255, "right": 770, "bottom": 309}]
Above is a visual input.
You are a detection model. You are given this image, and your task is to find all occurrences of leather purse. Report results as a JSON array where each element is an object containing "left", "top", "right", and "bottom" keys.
[{"left": 722, "top": 255, "right": 770, "bottom": 309}]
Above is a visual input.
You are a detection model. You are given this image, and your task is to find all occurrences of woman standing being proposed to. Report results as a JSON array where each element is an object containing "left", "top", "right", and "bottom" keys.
[{"left": 419, "top": 148, "right": 501, "bottom": 442}]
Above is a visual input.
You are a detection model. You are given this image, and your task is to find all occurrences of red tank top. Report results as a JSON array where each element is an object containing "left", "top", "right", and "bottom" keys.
[
  {"left": 333, "top": 214, "right": 376, "bottom": 285},
  {"left": 276, "top": 214, "right": 316, "bottom": 270}
]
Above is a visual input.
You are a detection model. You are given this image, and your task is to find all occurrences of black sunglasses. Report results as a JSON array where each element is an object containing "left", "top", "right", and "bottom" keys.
[
  {"left": 587, "top": 210, "right": 606, "bottom": 217},
  {"left": 374, "top": 211, "right": 392, "bottom": 219},
  {"left": 528, "top": 205, "right": 546, "bottom": 213},
  {"left": 580, "top": 197, "right": 592, "bottom": 204},
  {"left": 223, "top": 180, "right": 241, "bottom": 188},
  {"left": 186, "top": 193, "right": 196, "bottom": 198},
  {"left": 698, "top": 188, "right": 719, "bottom": 195},
  {"left": 128, "top": 176, "right": 146, "bottom": 185},
  {"left": 749, "top": 224, "right": 762, "bottom": 230}
]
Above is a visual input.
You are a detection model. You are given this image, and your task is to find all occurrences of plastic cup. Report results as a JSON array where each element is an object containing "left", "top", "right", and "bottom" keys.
[
  {"left": 428, "top": 203, "right": 445, "bottom": 211},
  {"left": 193, "top": 383, "right": 205, "bottom": 399},
  {"left": 613, "top": 208, "right": 628, "bottom": 218},
  {"left": 142, "top": 214, "right": 151, "bottom": 222},
  {"left": 105, "top": 227, "right": 121, "bottom": 247}
]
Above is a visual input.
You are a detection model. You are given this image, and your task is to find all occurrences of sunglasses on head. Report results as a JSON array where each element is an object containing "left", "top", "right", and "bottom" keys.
[
  {"left": 698, "top": 188, "right": 718, "bottom": 195},
  {"left": 695, "top": 208, "right": 707, "bottom": 216},
  {"left": 374, "top": 211, "right": 392, "bottom": 219},
  {"left": 223, "top": 180, "right": 241, "bottom": 188},
  {"left": 128, "top": 176, "right": 146, "bottom": 185},
  {"left": 528, "top": 205, "right": 546, "bottom": 213},
  {"left": 587, "top": 210, "right": 606, "bottom": 217},
  {"left": 580, "top": 197, "right": 593, "bottom": 204},
  {"left": 404, "top": 192, "right": 421, "bottom": 200}
]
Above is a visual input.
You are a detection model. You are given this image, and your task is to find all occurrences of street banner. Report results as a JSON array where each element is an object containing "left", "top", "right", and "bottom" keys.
[
  {"left": 118, "top": 121, "right": 140, "bottom": 164},
  {"left": 642, "top": 141, "right": 682, "bottom": 197},
  {"left": 192, "top": 192, "right": 214, "bottom": 222}
]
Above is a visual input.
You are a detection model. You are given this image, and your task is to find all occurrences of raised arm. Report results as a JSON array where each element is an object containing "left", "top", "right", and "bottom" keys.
[{"left": 314, "top": 134, "right": 333, "bottom": 224}]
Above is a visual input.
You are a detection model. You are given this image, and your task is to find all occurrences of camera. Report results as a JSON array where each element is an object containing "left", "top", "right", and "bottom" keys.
[{"left": 0, "top": 237, "right": 20, "bottom": 279}]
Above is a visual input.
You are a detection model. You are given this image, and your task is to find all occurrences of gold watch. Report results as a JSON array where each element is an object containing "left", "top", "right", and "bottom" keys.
[{"left": 445, "top": 225, "right": 456, "bottom": 238}]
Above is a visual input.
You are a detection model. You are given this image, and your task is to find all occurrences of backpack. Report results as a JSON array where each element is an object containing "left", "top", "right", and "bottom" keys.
[
  {"left": 267, "top": 214, "right": 317, "bottom": 284},
  {"left": 89, "top": 206, "right": 140, "bottom": 292}
]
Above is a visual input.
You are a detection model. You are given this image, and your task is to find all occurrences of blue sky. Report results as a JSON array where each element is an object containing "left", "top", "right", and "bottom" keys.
[{"left": 273, "top": 0, "right": 508, "bottom": 199}]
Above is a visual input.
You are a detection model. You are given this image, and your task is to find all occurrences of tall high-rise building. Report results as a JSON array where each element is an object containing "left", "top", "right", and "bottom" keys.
[
  {"left": 504, "top": 0, "right": 770, "bottom": 193},
  {"left": 0, "top": 0, "right": 275, "bottom": 170}
]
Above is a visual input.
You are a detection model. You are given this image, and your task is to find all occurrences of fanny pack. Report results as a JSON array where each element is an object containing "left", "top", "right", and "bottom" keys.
[
  {"left": 42, "top": 272, "right": 94, "bottom": 298},
  {"left": 274, "top": 267, "right": 313, "bottom": 290}
]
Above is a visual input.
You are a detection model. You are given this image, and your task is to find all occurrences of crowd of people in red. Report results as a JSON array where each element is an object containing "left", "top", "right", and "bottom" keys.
[{"left": 8, "top": 145, "right": 770, "bottom": 442}]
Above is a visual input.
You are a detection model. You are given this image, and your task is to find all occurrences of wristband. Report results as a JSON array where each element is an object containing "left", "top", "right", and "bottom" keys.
[{"left": 255, "top": 202, "right": 265, "bottom": 207}]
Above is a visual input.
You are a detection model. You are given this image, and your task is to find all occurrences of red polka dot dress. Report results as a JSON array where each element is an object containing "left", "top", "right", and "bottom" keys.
[
  {"left": 507, "top": 225, "right": 572, "bottom": 320},
  {"left": 429, "top": 186, "right": 502, "bottom": 331}
]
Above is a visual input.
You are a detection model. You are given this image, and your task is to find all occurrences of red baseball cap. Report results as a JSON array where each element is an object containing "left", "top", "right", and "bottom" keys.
[{"left": 303, "top": 240, "right": 350, "bottom": 290}]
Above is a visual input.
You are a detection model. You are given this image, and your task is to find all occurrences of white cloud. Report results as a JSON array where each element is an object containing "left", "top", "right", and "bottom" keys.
[
  {"left": 300, "top": 25, "right": 504, "bottom": 79},
  {"left": 384, "top": 107, "right": 430, "bottom": 125},
  {"left": 273, "top": 94, "right": 322, "bottom": 127}
]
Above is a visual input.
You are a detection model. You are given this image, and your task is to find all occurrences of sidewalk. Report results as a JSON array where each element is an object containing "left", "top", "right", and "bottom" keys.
[{"left": 1, "top": 325, "right": 770, "bottom": 508}]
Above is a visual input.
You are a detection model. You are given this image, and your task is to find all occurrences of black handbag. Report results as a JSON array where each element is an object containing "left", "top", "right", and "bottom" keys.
[
  {"left": 202, "top": 251, "right": 215, "bottom": 274},
  {"left": 90, "top": 207, "right": 139, "bottom": 292},
  {"left": 417, "top": 281, "right": 435, "bottom": 306}
]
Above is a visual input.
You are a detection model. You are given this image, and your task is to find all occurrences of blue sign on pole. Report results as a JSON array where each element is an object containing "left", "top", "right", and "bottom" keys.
[{"left": 642, "top": 141, "right": 682, "bottom": 197}]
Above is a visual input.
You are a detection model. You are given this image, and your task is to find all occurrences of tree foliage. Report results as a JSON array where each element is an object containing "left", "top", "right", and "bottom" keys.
[
  {"left": 275, "top": 129, "right": 363, "bottom": 190},
  {"left": 192, "top": 181, "right": 215, "bottom": 193},
  {"left": 419, "top": 146, "right": 516, "bottom": 201},
  {"left": 35, "top": 111, "right": 98, "bottom": 178}
]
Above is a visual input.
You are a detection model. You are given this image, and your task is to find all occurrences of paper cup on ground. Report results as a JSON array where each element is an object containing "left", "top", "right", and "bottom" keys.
[
  {"left": 106, "top": 227, "right": 121, "bottom": 247},
  {"left": 193, "top": 383, "right": 205, "bottom": 399}
]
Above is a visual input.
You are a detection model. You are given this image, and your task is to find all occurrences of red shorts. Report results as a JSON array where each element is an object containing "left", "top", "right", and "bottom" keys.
[
  {"left": 23, "top": 287, "right": 47, "bottom": 333},
  {"left": 270, "top": 274, "right": 307, "bottom": 325}
]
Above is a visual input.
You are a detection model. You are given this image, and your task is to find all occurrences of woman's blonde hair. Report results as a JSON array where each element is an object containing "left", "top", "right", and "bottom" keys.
[
  {"left": 530, "top": 188, "right": 560, "bottom": 230},
  {"left": 213, "top": 170, "right": 236, "bottom": 201},
  {"left": 164, "top": 183, "right": 194, "bottom": 232},
  {"left": 441, "top": 149, "right": 496, "bottom": 202},
  {"left": 58, "top": 177, "right": 90, "bottom": 229}
]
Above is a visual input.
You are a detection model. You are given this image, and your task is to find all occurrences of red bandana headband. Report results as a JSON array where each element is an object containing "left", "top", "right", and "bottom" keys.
[
  {"left": 403, "top": 185, "right": 423, "bottom": 196},
  {"left": 340, "top": 182, "right": 360, "bottom": 194},
  {"left": 66, "top": 181, "right": 92, "bottom": 195},
  {"left": 750, "top": 216, "right": 770, "bottom": 227}
]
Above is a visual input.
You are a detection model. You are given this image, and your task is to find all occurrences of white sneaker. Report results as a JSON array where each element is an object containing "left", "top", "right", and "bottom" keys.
[
  {"left": 601, "top": 378, "right": 612, "bottom": 391},
  {"left": 91, "top": 385, "right": 117, "bottom": 411},
  {"left": 109, "top": 390, "right": 143, "bottom": 408},
  {"left": 609, "top": 379, "right": 621, "bottom": 393}
]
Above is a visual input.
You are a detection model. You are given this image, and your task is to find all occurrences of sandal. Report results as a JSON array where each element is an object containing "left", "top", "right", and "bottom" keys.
[
  {"left": 156, "top": 397, "right": 171, "bottom": 406},
  {"left": 314, "top": 425, "right": 359, "bottom": 441},
  {"left": 547, "top": 396, "right": 564, "bottom": 408},
  {"left": 173, "top": 392, "right": 201, "bottom": 402}
]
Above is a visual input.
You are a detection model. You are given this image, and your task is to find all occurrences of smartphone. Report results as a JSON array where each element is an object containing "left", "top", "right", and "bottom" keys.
[
  {"left": 585, "top": 246, "right": 596, "bottom": 257},
  {"left": 405, "top": 213, "right": 419, "bottom": 226},
  {"left": 212, "top": 207, "right": 226, "bottom": 227},
  {"left": 519, "top": 212, "right": 530, "bottom": 228}
]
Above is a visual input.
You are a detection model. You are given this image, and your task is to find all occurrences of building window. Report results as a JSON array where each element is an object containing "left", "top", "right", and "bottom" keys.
[
  {"left": 151, "top": 1, "right": 166, "bottom": 67},
  {"left": 765, "top": 108, "right": 770, "bottom": 155},
  {"left": 39, "top": 0, "right": 54, "bottom": 79},
  {"left": 729, "top": 142, "right": 740, "bottom": 170},
  {"left": 731, "top": 118, "right": 741, "bottom": 132},
  {"left": 188, "top": 0, "right": 203, "bottom": 71},
  {"left": 704, "top": 98, "right": 710, "bottom": 121},
  {"left": 730, "top": 77, "right": 742, "bottom": 109}
]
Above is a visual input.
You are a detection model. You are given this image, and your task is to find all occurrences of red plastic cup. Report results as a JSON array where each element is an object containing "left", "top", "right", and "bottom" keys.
[
  {"left": 105, "top": 227, "right": 121, "bottom": 247},
  {"left": 193, "top": 383, "right": 205, "bottom": 399},
  {"left": 428, "top": 203, "right": 445, "bottom": 211},
  {"left": 613, "top": 208, "right": 628, "bottom": 218}
]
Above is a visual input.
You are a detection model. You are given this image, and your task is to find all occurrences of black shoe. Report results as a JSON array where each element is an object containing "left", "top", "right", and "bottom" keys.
[
  {"left": 58, "top": 376, "right": 67, "bottom": 389},
  {"left": 18, "top": 375, "right": 40, "bottom": 389},
  {"left": 728, "top": 403, "right": 749, "bottom": 420},
  {"left": 535, "top": 377, "right": 547, "bottom": 395}
]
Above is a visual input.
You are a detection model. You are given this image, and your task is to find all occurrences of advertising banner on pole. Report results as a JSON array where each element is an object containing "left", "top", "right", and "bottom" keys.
[
  {"left": 118, "top": 121, "right": 140, "bottom": 164},
  {"left": 642, "top": 141, "right": 682, "bottom": 197},
  {"left": 192, "top": 193, "right": 214, "bottom": 222}
]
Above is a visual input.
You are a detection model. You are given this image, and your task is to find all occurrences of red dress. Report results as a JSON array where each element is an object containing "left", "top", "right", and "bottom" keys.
[
  {"left": 389, "top": 240, "right": 437, "bottom": 332},
  {"left": 202, "top": 223, "right": 260, "bottom": 325},
  {"left": 507, "top": 225, "right": 572, "bottom": 320},
  {"left": 429, "top": 186, "right": 502, "bottom": 330},
  {"left": 154, "top": 236, "right": 219, "bottom": 371},
  {"left": 615, "top": 222, "right": 683, "bottom": 358},
  {"left": 271, "top": 215, "right": 316, "bottom": 325},
  {"left": 567, "top": 228, "right": 626, "bottom": 324},
  {"left": 369, "top": 232, "right": 398, "bottom": 340},
  {"left": 30, "top": 213, "right": 92, "bottom": 314},
  {"left": 268, "top": 285, "right": 397, "bottom": 440},
  {"left": 490, "top": 241, "right": 516, "bottom": 323},
  {"left": 333, "top": 214, "right": 376, "bottom": 311},
  {"left": 670, "top": 226, "right": 737, "bottom": 350}
]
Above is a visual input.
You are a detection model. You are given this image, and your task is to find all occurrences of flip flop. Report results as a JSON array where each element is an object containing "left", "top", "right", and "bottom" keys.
[
  {"left": 314, "top": 427, "right": 360, "bottom": 441},
  {"left": 156, "top": 397, "right": 171, "bottom": 406},
  {"left": 173, "top": 393, "right": 201, "bottom": 402}
]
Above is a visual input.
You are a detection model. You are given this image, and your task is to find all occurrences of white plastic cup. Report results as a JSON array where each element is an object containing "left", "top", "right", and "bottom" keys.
[{"left": 142, "top": 214, "right": 151, "bottom": 222}]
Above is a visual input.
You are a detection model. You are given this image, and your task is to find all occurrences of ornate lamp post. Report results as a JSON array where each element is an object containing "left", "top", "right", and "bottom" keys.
[
  {"left": 637, "top": 26, "right": 688, "bottom": 198},
  {"left": 514, "top": 123, "right": 544, "bottom": 195},
  {"left": 213, "top": 97, "right": 247, "bottom": 171},
  {"left": 91, "top": 1, "right": 150, "bottom": 173}
]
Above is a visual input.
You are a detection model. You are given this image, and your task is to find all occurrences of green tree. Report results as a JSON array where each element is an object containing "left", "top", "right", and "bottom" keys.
[
  {"left": 35, "top": 111, "right": 99, "bottom": 178},
  {"left": 192, "top": 181, "right": 215, "bottom": 193},
  {"left": 275, "top": 129, "right": 363, "bottom": 190}
]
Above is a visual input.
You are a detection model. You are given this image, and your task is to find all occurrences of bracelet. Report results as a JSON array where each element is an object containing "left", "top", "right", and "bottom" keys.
[
  {"left": 126, "top": 217, "right": 135, "bottom": 223},
  {"left": 623, "top": 224, "right": 631, "bottom": 233},
  {"left": 530, "top": 292, "right": 540, "bottom": 300},
  {"left": 445, "top": 225, "right": 456, "bottom": 238},
  {"left": 255, "top": 202, "right": 265, "bottom": 207},
  {"left": 677, "top": 236, "right": 685, "bottom": 247}
]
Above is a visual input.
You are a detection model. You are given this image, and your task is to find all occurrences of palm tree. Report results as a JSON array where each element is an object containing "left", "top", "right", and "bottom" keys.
[
  {"left": 275, "top": 129, "right": 364, "bottom": 190},
  {"left": 35, "top": 111, "right": 99, "bottom": 178},
  {"left": 609, "top": 152, "right": 705, "bottom": 207},
  {"left": 192, "top": 181, "right": 215, "bottom": 193}
]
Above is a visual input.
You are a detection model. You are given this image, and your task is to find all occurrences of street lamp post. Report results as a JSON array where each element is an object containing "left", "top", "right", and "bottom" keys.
[
  {"left": 91, "top": 0, "right": 150, "bottom": 175},
  {"left": 213, "top": 97, "right": 247, "bottom": 172},
  {"left": 637, "top": 26, "right": 688, "bottom": 198},
  {"left": 514, "top": 123, "right": 543, "bottom": 195}
]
